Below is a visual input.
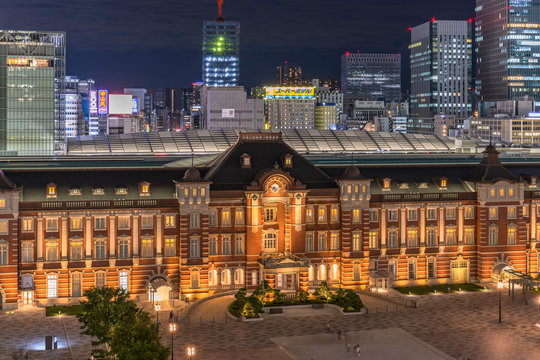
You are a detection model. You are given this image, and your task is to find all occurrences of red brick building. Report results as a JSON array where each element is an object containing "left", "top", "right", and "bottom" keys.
[{"left": 0, "top": 133, "right": 538, "bottom": 309}]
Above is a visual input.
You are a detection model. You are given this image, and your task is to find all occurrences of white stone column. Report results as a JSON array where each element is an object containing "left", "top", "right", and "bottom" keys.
[
  {"left": 133, "top": 215, "right": 139, "bottom": 257},
  {"left": 156, "top": 215, "right": 162, "bottom": 256},
  {"left": 85, "top": 217, "right": 92, "bottom": 258},
  {"left": 419, "top": 208, "right": 425, "bottom": 246},
  {"left": 439, "top": 208, "right": 445, "bottom": 245},
  {"left": 61, "top": 217, "right": 68, "bottom": 260},
  {"left": 531, "top": 205, "right": 537, "bottom": 242},
  {"left": 109, "top": 216, "right": 115, "bottom": 257},
  {"left": 37, "top": 218, "right": 43, "bottom": 261},
  {"left": 400, "top": 208, "right": 406, "bottom": 246},
  {"left": 380, "top": 209, "right": 387, "bottom": 247},
  {"left": 458, "top": 206, "right": 464, "bottom": 244}
]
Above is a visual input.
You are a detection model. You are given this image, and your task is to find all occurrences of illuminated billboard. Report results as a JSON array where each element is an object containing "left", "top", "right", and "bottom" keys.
[
  {"left": 132, "top": 98, "right": 139, "bottom": 114},
  {"left": 89, "top": 90, "right": 98, "bottom": 114},
  {"left": 98, "top": 90, "right": 108, "bottom": 115},
  {"left": 265, "top": 87, "right": 315, "bottom": 99},
  {"left": 109, "top": 94, "right": 133, "bottom": 115}
]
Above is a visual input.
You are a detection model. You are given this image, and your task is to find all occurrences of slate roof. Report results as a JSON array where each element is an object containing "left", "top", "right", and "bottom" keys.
[
  {"left": 462, "top": 144, "right": 518, "bottom": 183},
  {"left": 203, "top": 133, "right": 337, "bottom": 190}
]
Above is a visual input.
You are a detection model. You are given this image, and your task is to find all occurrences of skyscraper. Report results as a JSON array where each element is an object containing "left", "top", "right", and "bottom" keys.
[
  {"left": 202, "top": 1, "right": 240, "bottom": 86},
  {"left": 0, "top": 30, "right": 65, "bottom": 156},
  {"left": 409, "top": 20, "right": 473, "bottom": 122},
  {"left": 340, "top": 53, "right": 401, "bottom": 101},
  {"left": 277, "top": 61, "right": 304, "bottom": 86},
  {"left": 476, "top": 0, "right": 540, "bottom": 107}
]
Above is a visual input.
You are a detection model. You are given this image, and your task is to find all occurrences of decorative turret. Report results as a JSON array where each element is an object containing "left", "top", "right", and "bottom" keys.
[
  {"left": 463, "top": 144, "right": 518, "bottom": 184},
  {"left": 337, "top": 166, "right": 371, "bottom": 210}
]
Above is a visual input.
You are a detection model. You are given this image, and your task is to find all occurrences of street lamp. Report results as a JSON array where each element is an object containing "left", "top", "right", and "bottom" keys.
[
  {"left": 169, "top": 322, "right": 177, "bottom": 360},
  {"left": 155, "top": 303, "right": 161, "bottom": 329},
  {"left": 187, "top": 346, "right": 195, "bottom": 360},
  {"left": 498, "top": 281, "right": 503, "bottom": 323}
]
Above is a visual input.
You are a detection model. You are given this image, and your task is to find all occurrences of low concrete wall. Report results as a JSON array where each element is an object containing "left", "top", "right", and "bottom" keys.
[{"left": 177, "top": 290, "right": 235, "bottom": 323}]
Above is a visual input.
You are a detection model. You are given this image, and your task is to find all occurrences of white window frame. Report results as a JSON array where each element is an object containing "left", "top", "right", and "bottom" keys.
[
  {"left": 190, "top": 237, "right": 200, "bottom": 258},
  {"left": 189, "top": 213, "right": 200, "bottom": 229}
]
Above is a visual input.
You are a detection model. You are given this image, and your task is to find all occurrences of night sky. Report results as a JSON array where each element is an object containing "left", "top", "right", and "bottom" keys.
[{"left": 2, "top": 0, "right": 474, "bottom": 91}]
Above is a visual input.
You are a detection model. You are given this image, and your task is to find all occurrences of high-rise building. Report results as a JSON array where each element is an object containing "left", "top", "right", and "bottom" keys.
[
  {"left": 314, "top": 79, "right": 344, "bottom": 124},
  {"left": 265, "top": 87, "right": 316, "bottom": 129},
  {"left": 0, "top": 30, "right": 65, "bottom": 156},
  {"left": 476, "top": 1, "right": 540, "bottom": 108},
  {"left": 78, "top": 79, "right": 96, "bottom": 136},
  {"left": 277, "top": 61, "right": 304, "bottom": 86},
  {"left": 65, "top": 76, "right": 85, "bottom": 138},
  {"left": 409, "top": 20, "right": 473, "bottom": 122},
  {"left": 340, "top": 53, "right": 401, "bottom": 101},
  {"left": 314, "top": 103, "right": 337, "bottom": 130},
  {"left": 202, "top": 1, "right": 240, "bottom": 86},
  {"left": 201, "top": 86, "right": 264, "bottom": 129}
]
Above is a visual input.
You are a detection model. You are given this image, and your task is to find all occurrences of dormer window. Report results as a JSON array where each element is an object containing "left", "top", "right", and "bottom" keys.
[
  {"left": 47, "top": 183, "right": 57, "bottom": 198},
  {"left": 418, "top": 182, "right": 428, "bottom": 189},
  {"left": 283, "top": 154, "right": 293, "bottom": 168},
  {"left": 139, "top": 181, "right": 150, "bottom": 196},
  {"left": 115, "top": 187, "right": 128, "bottom": 195},
  {"left": 69, "top": 188, "right": 82, "bottom": 196},
  {"left": 383, "top": 178, "right": 391, "bottom": 191},
  {"left": 93, "top": 188, "right": 105, "bottom": 196},
  {"left": 531, "top": 176, "right": 537, "bottom": 187},
  {"left": 399, "top": 183, "right": 409, "bottom": 190},
  {"left": 439, "top": 177, "right": 448, "bottom": 189},
  {"left": 240, "top": 153, "right": 251, "bottom": 169}
]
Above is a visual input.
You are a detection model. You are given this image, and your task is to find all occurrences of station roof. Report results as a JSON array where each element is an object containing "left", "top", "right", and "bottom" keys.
[{"left": 66, "top": 129, "right": 455, "bottom": 155}]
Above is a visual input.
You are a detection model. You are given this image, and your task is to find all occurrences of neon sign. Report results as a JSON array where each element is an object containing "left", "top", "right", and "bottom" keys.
[
  {"left": 89, "top": 90, "right": 98, "bottom": 114},
  {"left": 98, "top": 90, "right": 108, "bottom": 115}
]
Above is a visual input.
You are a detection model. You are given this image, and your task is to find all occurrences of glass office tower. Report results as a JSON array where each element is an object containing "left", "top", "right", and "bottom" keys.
[
  {"left": 340, "top": 53, "right": 401, "bottom": 101},
  {"left": 202, "top": 2, "right": 240, "bottom": 87},
  {"left": 476, "top": 0, "right": 540, "bottom": 107},
  {"left": 409, "top": 20, "right": 473, "bottom": 121},
  {"left": 0, "top": 30, "right": 65, "bottom": 156}
]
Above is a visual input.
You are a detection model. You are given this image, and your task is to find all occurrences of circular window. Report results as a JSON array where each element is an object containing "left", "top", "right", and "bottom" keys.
[{"left": 270, "top": 183, "right": 280, "bottom": 193}]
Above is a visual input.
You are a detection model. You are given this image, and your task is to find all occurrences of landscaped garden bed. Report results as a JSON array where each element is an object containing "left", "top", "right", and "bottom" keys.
[
  {"left": 228, "top": 281, "right": 364, "bottom": 320},
  {"left": 394, "top": 283, "right": 484, "bottom": 296}
]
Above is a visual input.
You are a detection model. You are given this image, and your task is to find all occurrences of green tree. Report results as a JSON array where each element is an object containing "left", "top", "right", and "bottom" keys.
[
  {"left": 109, "top": 311, "right": 169, "bottom": 360},
  {"left": 314, "top": 282, "right": 332, "bottom": 302},
  {"left": 77, "top": 287, "right": 169, "bottom": 359},
  {"left": 241, "top": 301, "right": 259, "bottom": 318},
  {"left": 297, "top": 290, "right": 309, "bottom": 303}
]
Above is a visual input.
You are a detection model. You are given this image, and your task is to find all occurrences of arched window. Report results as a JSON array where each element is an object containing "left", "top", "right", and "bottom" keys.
[
  {"left": 208, "top": 269, "right": 218, "bottom": 286},
  {"left": 308, "top": 265, "right": 314, "bottom": 282},
  {"left": 317, "top": 264, "right": 327, "bottom": 281},
  {"left": 330, "top": 263, "right": 339, "bottom": 281},
  {"left": 190, "top": 268, "right": 200, "bottom": 289},
  {"left": 251, "top": 270, "right": 258, "bottom": 286},
  {"left": 221, "top": 269, "right": 231, "bottom": 285},
  {"left": 234, "top": 268, "right": 244, "bottom": 285}
]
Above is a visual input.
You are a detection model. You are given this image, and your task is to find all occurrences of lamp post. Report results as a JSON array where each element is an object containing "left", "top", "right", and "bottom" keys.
[
  {"left": 498, "top": 281, "right": 503, "bottom": 323},
  {"left": 169, "top": 322, "right": 176, "bottom": 360},
  {"left": 187, "top": 346, "right": 195, "bottom": 360},
  {"left": 155, "top": 303, "right": 161, "bottom": 330}
]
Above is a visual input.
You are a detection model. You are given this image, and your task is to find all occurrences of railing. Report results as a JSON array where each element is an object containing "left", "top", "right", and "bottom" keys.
[
  {"left": 25, "top": 199, "right": 177, "bottom": 211},
  {"left": 374, "top": 192, "right": 476, "bottom": 202},
  {"left": 208, "top": 284, "right": 243, "bottom": 292}
]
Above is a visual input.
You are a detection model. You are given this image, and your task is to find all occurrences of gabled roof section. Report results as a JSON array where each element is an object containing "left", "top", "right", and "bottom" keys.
[
  {"left": 0, "top": 169, "right": 16, "bottom": 190},
  {"left": 462, "top": 144, "right": 518, "bottom": 184},
  {"left": 203, "top": 132, "right": 337, "bottom": 190}
]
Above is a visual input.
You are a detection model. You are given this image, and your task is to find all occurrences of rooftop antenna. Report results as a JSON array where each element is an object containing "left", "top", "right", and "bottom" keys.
[
  {"left": 217, "top": 0, "right": 224, "bottom": 21},
  {"left": 191, "top": 152, "right": 194, "bottom": 168}
]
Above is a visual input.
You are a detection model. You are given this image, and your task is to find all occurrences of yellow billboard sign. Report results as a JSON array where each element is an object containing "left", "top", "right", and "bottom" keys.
[{"left": 265, "top": 87, "right": 315, "bottom": 99}]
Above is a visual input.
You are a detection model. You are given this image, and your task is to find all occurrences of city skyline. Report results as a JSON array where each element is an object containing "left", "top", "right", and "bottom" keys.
[{"left": 0, "top": 0, "right": 473, "bottom": 90}]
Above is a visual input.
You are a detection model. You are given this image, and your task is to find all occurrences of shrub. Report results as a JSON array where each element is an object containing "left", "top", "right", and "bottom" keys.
[
  {"left": 241, "top": 301, "right": 259, "bottom": 318},
  {"left": 297, "top": 290, "right": 309, "bottom": 303},
  {"left": 314, "top": 282, "right": 332, "bottom": 302}
]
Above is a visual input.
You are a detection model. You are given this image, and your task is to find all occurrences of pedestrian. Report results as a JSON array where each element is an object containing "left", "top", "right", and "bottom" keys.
[
  {"left": 346, "top": 343, "right": 351, "bottom": 352},
  {"left": 337, "top": 328, "right": 342, "bottom": 340},
  {"left": 326, "top": 323, "right": 331, "bottom": 332},
  {"left": 169, "top": 310, "right": 174, "bottom": 320}
]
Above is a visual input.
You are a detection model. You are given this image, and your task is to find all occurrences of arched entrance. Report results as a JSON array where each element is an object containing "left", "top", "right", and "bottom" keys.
[
  {"left": 147, "top": 276, "right": 171, "bottom": 304},
  {"left": 491, "top": 261, "right": 514, "bottom": 282}
]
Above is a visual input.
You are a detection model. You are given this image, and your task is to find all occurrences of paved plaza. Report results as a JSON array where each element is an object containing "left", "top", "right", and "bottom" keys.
[{"left": 1, "top": 287, "right": 540, "bottom": 360}]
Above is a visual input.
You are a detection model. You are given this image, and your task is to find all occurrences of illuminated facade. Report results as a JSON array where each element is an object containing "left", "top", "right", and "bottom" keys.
[
  {"left": 340, "top": 53, "right": 401, "bottom": 101},
  {"left": 0, "top": 134, "right": 539, "bottom": 310},
  {"left": 470, "top": 114, "right": 540, "bottom": 144},
  {"left": 277, "top": 62, "right": 306, "bottom": 86},
  {"left": 476, "top": 0, "right": 540, "bottom": 107},
  {"left": 409, "top": 20, "right": 473, "bottom": 122},
  {"left": 202, "top": 2, "right": 240, "bottom": 87},
  {"left": 0, "top": 30, "right": 66, "bottom": 156},
  {"left": 265, "top": 87, "right": 316, "bottom": 129}
]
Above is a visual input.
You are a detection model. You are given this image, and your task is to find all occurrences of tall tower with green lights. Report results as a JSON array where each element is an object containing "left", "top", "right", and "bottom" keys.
[{"left": 202, "top": 0, "right": 240, "bottom": 86}]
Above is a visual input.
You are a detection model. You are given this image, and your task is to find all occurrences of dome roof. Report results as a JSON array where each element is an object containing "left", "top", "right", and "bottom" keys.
[
  {"left": 182, "top": 167, "right": 202, "bottom": 182},
  {"left": 341, "top": 166, "right": 364, "bottom": 180}
]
